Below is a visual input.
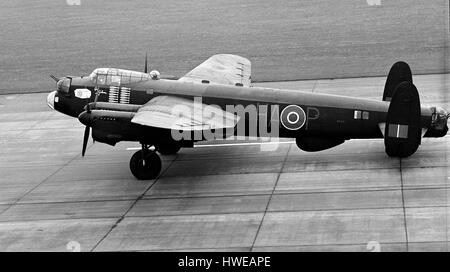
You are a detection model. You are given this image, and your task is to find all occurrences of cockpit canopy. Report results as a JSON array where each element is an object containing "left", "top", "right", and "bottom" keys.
[{"left": 89, "top": 68, "right": 150, "bottom": 85}]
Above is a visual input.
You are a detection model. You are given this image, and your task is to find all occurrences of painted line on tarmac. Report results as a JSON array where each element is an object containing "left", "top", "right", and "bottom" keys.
[
  {"left": 126, "top": 134, "right": 450, "bottom": 150},
  {"left": 126, "top": 140, "right": 296, "bottom": 150}
]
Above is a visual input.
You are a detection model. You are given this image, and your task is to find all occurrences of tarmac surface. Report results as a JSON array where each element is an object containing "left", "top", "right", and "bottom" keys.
[
  {"left": 0, "top": 74, "right": 449, "bottom": 251},
  {"left": 1, "top": 0, "right": 448, "bottom": 93}
]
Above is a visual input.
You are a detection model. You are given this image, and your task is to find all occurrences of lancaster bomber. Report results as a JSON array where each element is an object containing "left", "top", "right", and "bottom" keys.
[{"left": 47, "top": 54, "right": 449, "bottom": 179}]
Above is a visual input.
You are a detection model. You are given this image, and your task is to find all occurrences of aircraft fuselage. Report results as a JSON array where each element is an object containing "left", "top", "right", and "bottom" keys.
[{"left": 48, "top": 74, "right": 447, "bottom": 145}]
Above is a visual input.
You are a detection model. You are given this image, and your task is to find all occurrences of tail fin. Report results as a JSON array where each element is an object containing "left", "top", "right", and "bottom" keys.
[
  {"left": 383, "top": 81, "right": 421, "bottom": 157},
  {"left": 383, "top": 61, "right": 412, "bottom": 101}
]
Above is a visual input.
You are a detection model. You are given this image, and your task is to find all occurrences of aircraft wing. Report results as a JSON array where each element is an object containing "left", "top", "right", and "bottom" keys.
[
  {"left": 178, "top": 54, "right": 251, "bottom": 87},
  {"left": 131, "top": 95, "right": 239, "bottom": 131}
]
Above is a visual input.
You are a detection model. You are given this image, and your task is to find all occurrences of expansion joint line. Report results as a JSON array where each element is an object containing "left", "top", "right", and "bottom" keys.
[
  {"left": 250, "top": 144, "right": 292, "bottom": 251},
  {"left": 399, "top": 158, "right": 409, "bottom": 251},
  {"left": 311, "top": 80, "right": 318, "bottom": 93},
  {"left": 90, "top": 154, "right": 179, "bottom": 252},
  {"left": 0, "top": 150, "right": 81, "bottom": 217}
]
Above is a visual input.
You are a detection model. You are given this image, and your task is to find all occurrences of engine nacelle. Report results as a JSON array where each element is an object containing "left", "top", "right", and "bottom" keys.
[{"left": 296, "top": 137, "right": 345, "bottom": 152}]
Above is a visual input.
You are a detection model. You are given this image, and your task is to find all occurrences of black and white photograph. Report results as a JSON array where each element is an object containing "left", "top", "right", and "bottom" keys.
[{"left": 0, "top": 0, "right": 449, "bottom": 256}]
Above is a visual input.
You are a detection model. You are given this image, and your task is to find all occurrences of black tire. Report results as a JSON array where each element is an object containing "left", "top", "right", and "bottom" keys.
[
  {"left": 129, "top": 150, "right": 162, "bottom": 180},
  {"left": 157, "top": 144, "right": 181, "bottom": 155}
]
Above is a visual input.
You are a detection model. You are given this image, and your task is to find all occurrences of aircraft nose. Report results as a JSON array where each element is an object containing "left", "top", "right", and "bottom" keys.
[{"left": 47, "top": 91, "right": 56, "bottom": 110}]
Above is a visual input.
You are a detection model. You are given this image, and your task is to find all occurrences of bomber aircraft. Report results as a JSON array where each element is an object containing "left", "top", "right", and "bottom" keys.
[{"left": 47, "top": 54, "right": 449, "bottom": 179}]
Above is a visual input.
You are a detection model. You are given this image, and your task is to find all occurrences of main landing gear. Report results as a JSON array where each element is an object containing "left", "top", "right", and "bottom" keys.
[
  {"left": 129, "top": 143, "right": 182, "bottom": 180},
  {"left": 129, "top": 144, "right": 162, "bottom": 180}
]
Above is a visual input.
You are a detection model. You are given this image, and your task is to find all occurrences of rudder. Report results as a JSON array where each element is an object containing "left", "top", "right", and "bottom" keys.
[
  {"left": 384, "top": 81, "right": 421, "bottom": 157},
  {"left": 383, "top": 61, "right": 412, "bottom": 102}
]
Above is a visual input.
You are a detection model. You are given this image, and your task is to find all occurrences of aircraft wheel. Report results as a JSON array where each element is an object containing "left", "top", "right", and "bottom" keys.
[
  {"left": 129, "top": 150, "right": 162, "bottom": 180},
  {"left": 157, "top": 144, "right": 181, "bottom": 155}
]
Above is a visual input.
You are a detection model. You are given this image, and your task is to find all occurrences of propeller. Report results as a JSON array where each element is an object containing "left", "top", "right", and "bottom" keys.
[
  {"left": 50, "top": 75, "right": 59, "bottom": 82},
  {"left": 83, "top": 71, "right": 102, "bottom": 154},
  {"left": 81, "top": 103, "right": 92, "bottom": 157},
  {"left": 82, "top": 125, "right": 90, "bottom": 156},
  {"left": 144, "top": 52, "right": 148, "bottom": 74},
  {"left": 81, "top": 71, "right": 102, "bottom": 156},
  {"left": 88, "top": 71, "right": 105, "bottom": 147}
]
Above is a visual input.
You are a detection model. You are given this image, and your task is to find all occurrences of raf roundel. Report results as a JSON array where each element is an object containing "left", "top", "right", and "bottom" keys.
[{"left": 280, "top": 105, "right": 306, "bottom": 130}]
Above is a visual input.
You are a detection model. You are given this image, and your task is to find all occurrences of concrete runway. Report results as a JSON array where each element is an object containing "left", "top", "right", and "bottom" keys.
[
  {"left": 0, "top": 74, "right": 448, "bottom": 251},
  {"left": 1, "top": 0, "right": 448, "bottom": 93}
]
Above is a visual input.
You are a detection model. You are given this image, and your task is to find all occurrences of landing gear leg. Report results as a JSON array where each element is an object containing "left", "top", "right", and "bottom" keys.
[{"left": 129, "top": 144, "right": 162, "bottom": 180}]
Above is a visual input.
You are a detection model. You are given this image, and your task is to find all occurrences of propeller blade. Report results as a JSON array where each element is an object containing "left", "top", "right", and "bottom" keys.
[
  {"left": 50, "top": 75, "right": 59, "bottom": 82},
  {"left": 86, "top": 103, "right": 91, "bottom": 113},
  {"left": 82, "top": 126, "right": 90, "bottom": 156},
  {"left": 144, "top": 52, "right": 148, "bottom": 74}
]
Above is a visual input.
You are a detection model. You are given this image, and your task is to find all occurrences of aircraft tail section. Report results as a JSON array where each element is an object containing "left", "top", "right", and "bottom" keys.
[
  {"left": 383, "top": 61, "right": 412, "bottom": 101},
  {"left": 383, "top": 81, "right": 421, "bottom": 157}
]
